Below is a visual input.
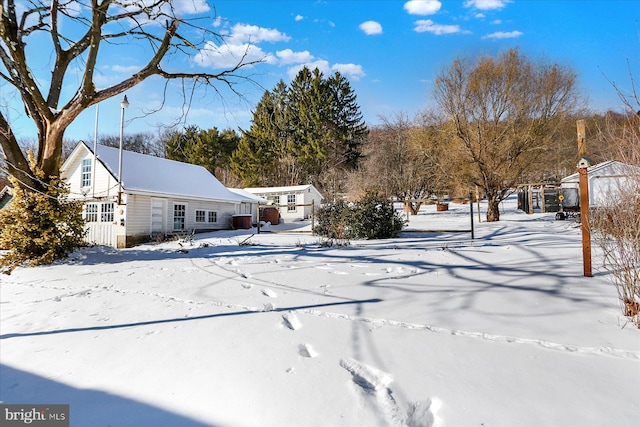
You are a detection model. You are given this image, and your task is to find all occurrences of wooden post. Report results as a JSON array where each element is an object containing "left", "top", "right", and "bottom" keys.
[
  {"left": 311, "top": 199, "right": 315, "bottom": 235},
  {"left": 577, "top": 120, "right": 587, "bottom": 157},
  {"left": 577, "top": 119, "right": 592, "bottom": 277}
]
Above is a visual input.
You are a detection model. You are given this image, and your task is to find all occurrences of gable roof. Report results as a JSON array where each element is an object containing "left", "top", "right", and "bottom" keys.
[
  {"left": 561, "top": 160, "right": 640, "bottom": 184},
  {"left": 229, "top": 188, "right": 268, "bottom": 203},
  {"left": 244, "top": 184, "right": 322, "bottom": 196},
  {"left": 65, "top": 142, "right": 248, "bottom": 203}
]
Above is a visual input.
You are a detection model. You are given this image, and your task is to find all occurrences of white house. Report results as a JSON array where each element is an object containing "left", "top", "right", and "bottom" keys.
[
  {"left": 62, "top": 142, "right": 257, "bottom": 248},
  {"left": 561, "top": 160, "right": 640, "bottom": 208},
  {"left": 243, "top": 185, "right": 324, "bottom": 222}
]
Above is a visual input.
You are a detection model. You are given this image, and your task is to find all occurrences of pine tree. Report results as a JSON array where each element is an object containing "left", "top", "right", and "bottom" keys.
[
  {"left": 231, "top": 67, "right": 367, "bottom": 194},
  {"left": 0, "top": 161, "right": 85, "bottom": 274},
  {"left": 165, "top": 125, "right": 240, "bottom": 184}
]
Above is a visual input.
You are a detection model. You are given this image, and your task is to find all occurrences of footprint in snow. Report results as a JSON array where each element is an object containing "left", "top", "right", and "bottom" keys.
[
  {"left": 298, "top": 343, "right": 318, "bottom": 358},
  {"left": 241, "top": 283, "right": 253, "bottom": 289},
  {"left": 406, "top": 398, "right": 444, "bottom": 427},
  {"left": 261, "top": 288, "right": 277, "bottom": 298},
  {"left": 340, "top": 358, "right": 444, "bottom": 427},
  {"left": 282, "top": 311, "right": 302, "bottom": 330}
]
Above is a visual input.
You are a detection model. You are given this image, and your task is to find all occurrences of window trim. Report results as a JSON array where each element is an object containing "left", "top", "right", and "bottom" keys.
[
  {"left": 81, "top": 158, "right": 92, "bottom": 188},
  {"left": 85, "top": 203, "right": 98, "bottom": 222},
  {"left": 100, "top": 202, "right": 114, "bottom": 223},
  {"left": 173, "top": 203, "right": 187, "bottom": 231},
  {"left": 287, "top": 194, "right": 296, "bottom": 212},
  {"left": 195, "top": 209, "right": 206, "bottom": 223}
]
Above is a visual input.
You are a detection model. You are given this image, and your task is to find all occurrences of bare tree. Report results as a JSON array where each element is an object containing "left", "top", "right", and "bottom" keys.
[
  {"left": 0, "top": 0, "right": 261, "bottom": 190},
  {"left": 434, "top": 48, "right": 579, "bottom": 221},
  {"left": 591, "top": 75, "right": 640, "bottom": 327},
  {"left": 351, "top": 112, "right": 447, "bottom": 213}
]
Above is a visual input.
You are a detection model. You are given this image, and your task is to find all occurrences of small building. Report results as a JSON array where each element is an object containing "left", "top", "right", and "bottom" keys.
[
  {"left": 561, "top": 160, "right": 639, "bottom": 209},
  {"left": 228, "top": 188, "right": 267, "bottom": 225},
  {"left": 243, "top": 185, "right": 324, "bottom": 222},
  {"left": 61, "top": 142, "right": 257, "bottom": 248},
  {"left": 516, "top": 184, "right": 562, "bottom": 214}
]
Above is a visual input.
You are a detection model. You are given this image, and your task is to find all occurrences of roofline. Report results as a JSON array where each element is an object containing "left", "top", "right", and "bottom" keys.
[{"left": 122, "top": 188, "right": 251, "bottom": 204}]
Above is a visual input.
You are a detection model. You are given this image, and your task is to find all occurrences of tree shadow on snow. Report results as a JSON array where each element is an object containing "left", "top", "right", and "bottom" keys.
[
  {"left": 0, "top": 299, "right": 381, "bottom": 340},
  {"left": 0, "top": 364, "right": 217, "bottom": 427}
]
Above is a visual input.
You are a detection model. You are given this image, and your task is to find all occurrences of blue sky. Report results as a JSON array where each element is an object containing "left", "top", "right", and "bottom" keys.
[{"left": 4, "top": 0, "right": 640, "bottom": 142}]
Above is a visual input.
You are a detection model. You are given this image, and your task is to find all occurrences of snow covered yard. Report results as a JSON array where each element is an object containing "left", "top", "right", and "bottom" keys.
[{"left": 1, "top": 199, "right": 639, "bottom": 427}]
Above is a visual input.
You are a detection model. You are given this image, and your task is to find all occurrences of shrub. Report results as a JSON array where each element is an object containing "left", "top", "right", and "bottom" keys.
[
  {"left": 314, "top": 198, "right": 352, "bottom": 241},
  {"left": 590, "top": 107, "right": 640, "bottom": 327},
  {"left": 349, "top": 192, "right": 405, "bottom": 239},
  {"left": 314, "top": 192, "right": 405, "bottom": 241},
  {"left": 0, "top": 172, "right": 86, "bottom": 274}
]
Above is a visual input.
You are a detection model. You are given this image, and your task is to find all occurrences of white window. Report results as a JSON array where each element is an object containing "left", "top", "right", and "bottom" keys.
[
  {"left": 287, "top": 194, "right": 296, "bottom": 212},
  {"left": 85, "top": 203, "right": 98, "bottom": 222},
  {"left": 81, "top": 159, "right": 92, "bottom": 187},
  {"left": 273, "top": 195, "right": 280, "bottom": 206},
  {"left": 101, "top": 203, "right": 114, "bottom": 222},
  {"left": 195, "top": 210, "right": 206, "bottom": 223},
  {"left": 208, "top": 211, "right": 218, "bottom": 223},
  {"left": 173, "top": 204, "right": 186, "bottom": 230}
]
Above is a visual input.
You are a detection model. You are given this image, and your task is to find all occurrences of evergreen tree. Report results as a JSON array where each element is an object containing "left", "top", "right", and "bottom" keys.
[
  {"left": 231, "top": 67, "right": 367, "bottom": 194},
  {"left": 231, "top": 84, "right": 289, "bottom": 186},
  {"left": 165, "top": 125, "right": 240, "bottom": 184},
  {"left": 0, "top": 158, "right": 85, "bottom": 274}
]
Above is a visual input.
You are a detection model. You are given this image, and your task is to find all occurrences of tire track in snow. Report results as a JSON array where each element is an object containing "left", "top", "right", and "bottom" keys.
[{"left": 302, "top": 310, "right": 640, "bottom": 360}]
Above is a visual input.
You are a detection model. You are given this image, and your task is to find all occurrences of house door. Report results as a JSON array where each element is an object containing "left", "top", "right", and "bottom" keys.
[
  {"left": 84, "top": 202, "right": 117, "bottom": 247},
  {"left": 150, "top": 198, "right": 167, "bottom": 235}
]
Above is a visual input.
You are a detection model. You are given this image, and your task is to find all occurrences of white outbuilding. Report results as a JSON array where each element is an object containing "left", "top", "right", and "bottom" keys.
[
  {"left": 243, "top": 184, "right": 324, "bottom": 222},
  {"left": 560, "top": 160, "right": 639, "bottom": 208},
  {"left": 62, "top": 141, "right": 257, "bottom": 248}
]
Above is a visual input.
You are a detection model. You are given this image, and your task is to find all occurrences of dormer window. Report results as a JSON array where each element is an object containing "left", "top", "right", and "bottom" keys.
[{"left": 81, "top": 158, "right": 92, "bottom": 187}]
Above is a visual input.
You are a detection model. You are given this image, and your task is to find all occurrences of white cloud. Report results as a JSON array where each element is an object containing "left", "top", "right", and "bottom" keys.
[
  {"left": 194, "top": 41, "right": 276, "bottom": 69},
  {"left": 483, "top": 30, "right": 523, "bottom": 39},
  {"left": 404, "top": 0, "right": 442, "bottom": 15},
  {"left": 464, "top": 0, "right": 510, "bottom": 10},
  {"left": 491, "top": 19, "right": 502, "bottom": 24},
  {"left": 332, "top": 63, "right": 365, "bottom": 80},
  {"left": 414, "top": 20, "right": 462, "bottom": 35},
  {"left": 286, "top": 60, "right": 365, "bottom": 81},
  {"left": 276, "top": 49, "right": 314, "bottom": 65},
  {"left": 295, "top": 15, "right": 304, "bottom": 21},
  {"left": 359, "top": 20, "right": 383, "bottom": 35},
  {"left": 228, "top": 23, "right": 291, "bottom": 44},
  {"left": 174, "top": 0, "right": 210, "bottom": 15}
]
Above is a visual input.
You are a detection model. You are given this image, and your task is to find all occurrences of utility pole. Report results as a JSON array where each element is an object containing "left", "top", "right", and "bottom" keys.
[{"left": 577, "top": 120, "right": 592, "bottom": 277}]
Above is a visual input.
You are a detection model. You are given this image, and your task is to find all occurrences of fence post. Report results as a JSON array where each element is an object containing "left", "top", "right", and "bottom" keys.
[
  {"left": 469, "top": 192, "right": 475, "bottom": 240},
  {"left": 311, "top": 199, "right": 315, "bottom": 236}
]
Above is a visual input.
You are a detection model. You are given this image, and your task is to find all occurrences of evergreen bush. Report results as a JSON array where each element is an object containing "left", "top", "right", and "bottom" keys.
[
  {"left": 0, "top": 170, "right": 85, "bottom": 274},
  {"left": 314, "top": 192, "right": 405, "bottom": 241}
]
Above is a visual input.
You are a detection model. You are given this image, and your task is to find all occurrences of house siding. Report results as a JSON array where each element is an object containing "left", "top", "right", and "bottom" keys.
[
  {"left": 64, "top": 150, "right": 118, "bottom": 201},
  {"left": 61, "top": 142, "right": 257, "bottom": 248},
  {"left": 246, "top": 185, "right": 323, "bottom": 222}
]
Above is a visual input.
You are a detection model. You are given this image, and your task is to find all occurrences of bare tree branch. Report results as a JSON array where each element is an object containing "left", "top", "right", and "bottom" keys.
[{"left": 0, "top": 0, "right": 264, "bottom": 187}]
